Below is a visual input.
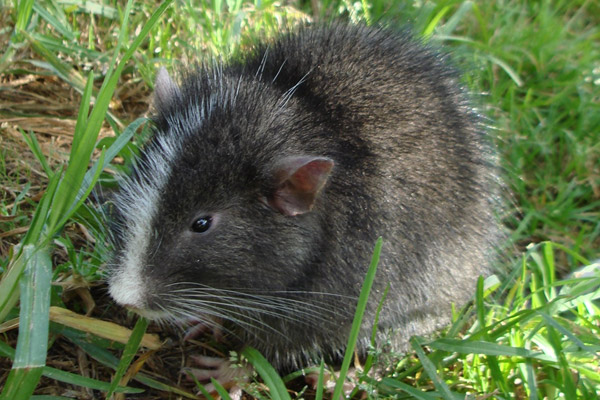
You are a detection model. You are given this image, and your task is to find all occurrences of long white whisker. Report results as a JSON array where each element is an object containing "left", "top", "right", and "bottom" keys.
[
  {"left": 167, "top": 296, "right": 291, "bottom": 343},
  {"left": 163, "top": 285, "right": 349, "bottom": 327}
]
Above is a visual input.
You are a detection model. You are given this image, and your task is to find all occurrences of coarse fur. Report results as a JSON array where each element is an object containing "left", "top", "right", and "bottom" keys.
[{"left": 107, "top": 23, "right": 502, "bottom": 369}]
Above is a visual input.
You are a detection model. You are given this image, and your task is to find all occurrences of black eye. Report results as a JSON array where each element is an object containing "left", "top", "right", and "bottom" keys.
[{"left": 191, "top": 216, "right": 212, "bottom": 233}]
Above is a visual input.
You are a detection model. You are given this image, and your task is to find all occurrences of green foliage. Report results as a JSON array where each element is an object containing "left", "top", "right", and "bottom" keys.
[
  {"left": 0, "top": 0, "right": 598, "bottom": 398},
  {"left": 1, "top": 246, "right": 51, "bottom": 400},
  {"left": 0, "top": 0, "right": 171, "bottom": 397},
  {"left": 331, "top": 237, "right": 382, "bottom": 400},
  {"left": 105, "top": 317, "right": 149, "bottom": 398},
  {"left": 243, "top": 347, "right": 292, "bottom": 400}
]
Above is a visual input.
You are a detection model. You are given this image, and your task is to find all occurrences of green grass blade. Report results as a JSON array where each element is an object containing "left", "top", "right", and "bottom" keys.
[
  {"left": 242, "top": 347, "right": 291, "bottom": 400},
  {"left": 194, "top": 380, "right": 216, "bottom": 399},
  {"left": 61, "top": 335, "right": 123, "bottom": 368},
  {"left": 41, "top": 367, "right": 144, "bottom": 394},
  {"left": 71, "top": 70, "right": 95, "bottom": 158},
  {"left": 0, "top": 255, "right": 26, "bottom": 324},
  {"left": 14, "top": 246, "right": 52, "bottom": 366},
  {"left": 0, "top": 339, "right": 148, "bottom": 395},
  {"left": 45, "top": 0, "right": 172, "bottom": 235},
  {"left": 475, "top": 276, "right": 510, "bottom": 396},
  {"left": 54, "top": 149, "right": 106, "bottom": 230},
  {"left": 423, "top": 6, "right": 450, "bottom": 37},
  {"left": 23, "top": 31, "right": 88, "bottom": 91},
  {"left": 55, "top": 117, "right": 145, "bottom": 229},
  {"left": 331, "top": 237, "right": 382, "bottom": 400},
  {"left": 0, "top": 368, "right": 44, "bottom": 400},
  {"left": 0, "top": 0, "right": 35, "bottom": 72},
  {"left": 482, "top": 53, "right": 524, "bottom": 87},
  {"left": 475, "top": 276, "right": 486, "bottom": 328},
  {"left": 522, "top": 359, "right": 539, "bottom": 400},
  {"left": 0, "top": 169, "right": 62, "bottom": 323},
  {"left": 210, "top": 378, "right": 233, "bottom": 400},
  {"left": 438, "top": 1, "right": 473, "bottom": 37},
  {"left": 542, "top": 242, "right": 556, "bottom": 291},
  {"left": 314, "top": 360, "right": 325, "bottom": 400},
  {"left": 58, "top": 0, "right": 118, "bottom": 19},
  {"left": 99, "top": 0, "right": 134, "bottom": 88},
  {"left": 105, "top": 317, "right": 149, "bottom": 398},
  {"left": 21, "top": 174, "right": 61, "bottom": 248},
  {"left": 0, "top": 340, "right": 15, "bottom": 358},
  {"left": 0, "top": 245, "right": 52, "bottom": 399},
  {"left": 15, "top": 0, "right": 35, "bottom": 33},
  {"left": 68, "top": 336, "right": 196, "bottom": 398},
  {"left": 548, "top": 242, "right": 591, "bottom": 266},
  {"left": 363, "top": 283, "right": 389, "bottom": 374},
  {"left": 545, "top": 322, "right": 577, "bottom": 398},
  {"left": 428, "top": 338, "right": 544, "bottom": 359},
  {"left": 19, "top": 129, "right": 53, "bottom": 178},
  {"left": 410, "top": 337, "right": 461, "bottom": 400},
  {"left": 380, "top": 377, "right": 442, "bottom": 400},
  {"left": 537, "top": 312, "right": 592, "bottom": 352},
  {"left": 32, "top": 2, "right": 75, "bottom": 41}
]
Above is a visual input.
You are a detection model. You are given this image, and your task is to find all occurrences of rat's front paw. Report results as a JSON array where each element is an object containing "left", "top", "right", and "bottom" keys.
[{"left": 184, "top": 354, "right": 252, "bottom": 399}]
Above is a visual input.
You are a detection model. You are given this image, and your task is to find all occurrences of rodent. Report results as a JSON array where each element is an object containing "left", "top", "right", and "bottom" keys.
[{"left": 107, "top": 23, "right": 501, "bottom": 370}]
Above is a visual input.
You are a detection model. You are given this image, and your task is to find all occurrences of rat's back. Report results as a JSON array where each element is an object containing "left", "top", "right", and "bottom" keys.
[{"left": 235, "top": 23, "right": 501, "bottom": 346}]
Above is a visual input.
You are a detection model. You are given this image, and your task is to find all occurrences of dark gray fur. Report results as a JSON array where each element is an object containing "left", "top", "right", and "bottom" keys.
[{"left": 109, "top": 23, "right": 501, "bottom": 369}]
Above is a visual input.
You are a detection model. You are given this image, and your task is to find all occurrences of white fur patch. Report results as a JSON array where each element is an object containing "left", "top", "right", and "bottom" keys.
[
  {"left": 108, "top": 86, "right": 227, "bottom": 314},
  {"left": 108, "top": 131, "right": 186, "bottom": 309}
]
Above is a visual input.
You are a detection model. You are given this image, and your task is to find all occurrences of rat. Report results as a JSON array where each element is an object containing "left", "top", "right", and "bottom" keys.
[{"left": 107, "top": 22, "right": 501, "bottom": 373}]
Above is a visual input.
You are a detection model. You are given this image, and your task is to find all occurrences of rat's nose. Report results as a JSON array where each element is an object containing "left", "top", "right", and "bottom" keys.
[{"left": 107, "top": 272, "right": 148, "bottom": 309}]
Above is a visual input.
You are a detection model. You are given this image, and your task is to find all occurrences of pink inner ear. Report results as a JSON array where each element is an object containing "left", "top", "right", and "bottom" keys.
[{"left": 270, "top": 156, "right": 334, "bottom": 216}]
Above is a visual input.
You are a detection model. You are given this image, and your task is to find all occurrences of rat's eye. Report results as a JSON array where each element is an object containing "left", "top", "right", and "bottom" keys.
[{"left": 191, "top": 216, "right": 212, "bottom": 233}]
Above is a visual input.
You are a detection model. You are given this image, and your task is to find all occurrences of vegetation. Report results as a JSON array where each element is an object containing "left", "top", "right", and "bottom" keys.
[{"left": 0, "top": 0, "right": 598, "bottom": 399}]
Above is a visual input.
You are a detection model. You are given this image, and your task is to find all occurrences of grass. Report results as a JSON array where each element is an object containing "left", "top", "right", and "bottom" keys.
[{"left": 0, "top": 0, "right": 599, "bottom": 399}]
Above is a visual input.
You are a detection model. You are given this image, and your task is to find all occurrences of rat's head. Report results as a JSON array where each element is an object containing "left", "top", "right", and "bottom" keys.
[{"left": 107, "top": 67, "right": 334, "bottom": 326}]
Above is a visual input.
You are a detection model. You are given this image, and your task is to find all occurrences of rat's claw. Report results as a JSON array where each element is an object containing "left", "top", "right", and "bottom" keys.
[
  {"left": 183, "top": 355, "right": 251, "bottom": 399},
  {"left": 190, "top": 355, "right": 229, "bottom": 369},
  {"left": 183, "top": 317, "right": 224, "bottom": 341}
]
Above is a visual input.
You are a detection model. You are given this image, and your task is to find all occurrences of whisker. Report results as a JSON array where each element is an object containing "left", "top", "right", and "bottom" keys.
[
  {"left": 172, "top": 289, "right": 346, "bottom": 314},
  {"left": 272, "top": 59, "right": 287, "bottom": 83},
  {"left": 166, "top": 296, "right": 289, "bottom": 344},
  {"left": 162, "top": 285, "right": 350, "bottom": 329},
  {"left": 178, "top": 294, "right": 326, "bottom": 325},
  {"left": 166, "top": 281, "right": 355, "bottom": 299},
  {"left": 165, "top": 282, "right": 355, "bottom": 317}
]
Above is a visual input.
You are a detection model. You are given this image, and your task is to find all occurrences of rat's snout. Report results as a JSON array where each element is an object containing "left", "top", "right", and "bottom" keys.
[
  {"left": 107, "top": 273, "right": 147, "bottom": 309},
  {"left": 107, "top": 255, "right": 176, "bottom": 321},
  {"left": 108, "top": 275, "right": 169, "bottom": 320},
  {"left": 107, "top": 261, "right": 152, "bottom": 311}
]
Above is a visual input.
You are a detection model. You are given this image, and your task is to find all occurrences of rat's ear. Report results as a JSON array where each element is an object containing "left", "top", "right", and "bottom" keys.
[
  {"left": 268, "top": 156, "right": 334, "bottom": 216},
  {"left": 154, "top": 67, "right": 180, "bottom": 110}
]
